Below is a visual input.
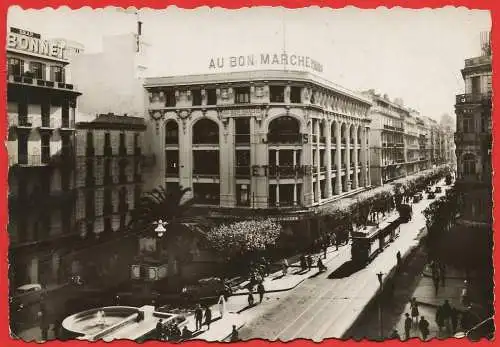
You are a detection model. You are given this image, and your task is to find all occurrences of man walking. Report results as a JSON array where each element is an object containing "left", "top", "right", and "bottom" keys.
[
  {"left": 257, "top": 282, "right": 265, "bottom": 303},
  {"left": 194, "top": 304, "right": 203, "bottom": 331},
  {"left": 156, "top": 319, "right": 165, "bottom": 340},
  {"left": 307, "top": 255, "right": 313, "bottom": 271},
  {"left": 418, "top": 316, "right": 430, "bottom": 340},
  {"left": 230, "top": 325, "right": 239, "bottom": 342},
  {"left": 204, "top": 305, "right": 212, "bottom": 330},
  {"left": 331, "top": 233, "right": 338, "bottom": 251},
  {"left": 432, "top": 270, "right": 440, "bottom": 296},
  {"left": 439, "top": 263, "right": 446, "bottom": 287},
  {"left": 404, "top": 313, "right": 412, "bottom": 340}
]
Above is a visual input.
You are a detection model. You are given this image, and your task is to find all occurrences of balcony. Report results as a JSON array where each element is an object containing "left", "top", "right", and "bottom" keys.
[
  {"left": 268, "top": 165, "right": 301, "bottom": 178},
  {"left": 455, "top": 93, "right": 491, "bottom": 105},
  {"left": 235, "top": 166, "right": 250, "bottom": 177},
  {"left": 267, "top": 133, "right": 303, "bottom": 144},
  {"left": 464, "top": 55, "right": 491, "bottom": 67},
  {"left": 8, "top": 74, "right": 76, "bottom": 91},
  {"left": 383, "top": 124, "right": 404, "bottom": 132},
  {"left": 193, "top": 168, "right": 220, "bottom": 177}
]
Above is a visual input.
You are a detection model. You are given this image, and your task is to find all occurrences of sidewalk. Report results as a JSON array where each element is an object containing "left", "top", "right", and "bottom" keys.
[{"left": 187, "top": 244, "right": 349, "bottom": 341}]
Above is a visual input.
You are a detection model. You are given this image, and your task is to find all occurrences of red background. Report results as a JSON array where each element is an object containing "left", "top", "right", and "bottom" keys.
[{"left": 0, "top": 0, "right": 497, "bottom": 346}]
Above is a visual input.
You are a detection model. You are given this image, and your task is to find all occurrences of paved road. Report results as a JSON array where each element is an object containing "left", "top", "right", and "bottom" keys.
[{"left": 239, "top": 183, "right": 447, "bottom": 341}]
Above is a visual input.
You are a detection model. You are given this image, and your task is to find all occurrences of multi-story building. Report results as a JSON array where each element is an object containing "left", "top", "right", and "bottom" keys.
[
  {"left": 404, "top": 110, "right": 422, "bottom": 175},
  {"left": 144, "top": 70, "right": 372, "bottom": 215},
  {"left": 6, "top": 27, "right": 80, "bottom": 289},
  {"left": 362, "top": 91, "right": 407, "bottom": 185},
  {"left": 416, "top": 116, "right": 431, "bottom": 171},
  {"left": 454, "top": 32, "right": 492, "bottom": 227}
]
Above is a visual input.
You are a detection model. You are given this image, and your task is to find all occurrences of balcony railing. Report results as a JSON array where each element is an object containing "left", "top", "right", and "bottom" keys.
[
  {"left": 456, "top": 93, "right": 491, "bottom": 105},
  {"left": 267, "top": 133, "right": 303, "bottom": 144},
  {"left": 193, "top": 169, "right": 220, "bottom": 176},
  {"left": 8, "top": 74, "right": 75, "bottom": 91},
  {"left": 383, "top": 124, "right": 404, "bottom": 132},
  {"left": 268, "top": 165, "right": 301, "bottom": 178}
]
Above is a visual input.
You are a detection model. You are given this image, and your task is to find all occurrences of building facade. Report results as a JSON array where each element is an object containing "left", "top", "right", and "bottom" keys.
[
  {"left": 144, "top": 70, "right": 372, "bottom": 212},
  {"left": 6, "top": 27, "right": 80, "bottom": 289},
  {"left": 454, "top": 35, "right": 492, "bottom": 227},
  {"left": 363, "top": 92, "right": 408, "bottom": 185}
]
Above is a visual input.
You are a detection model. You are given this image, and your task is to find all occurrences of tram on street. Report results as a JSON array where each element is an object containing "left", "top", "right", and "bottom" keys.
[{"left": 350, "top": 215, "right": 401, "bottom": 266}]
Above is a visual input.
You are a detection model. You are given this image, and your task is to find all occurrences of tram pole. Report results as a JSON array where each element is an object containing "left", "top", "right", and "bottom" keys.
[{"left": 377, "top": 272, "right": 384, "bottom": 340}]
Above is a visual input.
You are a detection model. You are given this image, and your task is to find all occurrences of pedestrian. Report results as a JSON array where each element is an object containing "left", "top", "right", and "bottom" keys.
[
  {"left": 441, "top": 300, "right": 452, "bottom": 333},
  {"left": 440, "top": 263, "right": 446, "bottom": 287},
  {"left": 230, "top": 325, "right": 239, "bottom": 342},
  {"left": 418, "top": 316, "right": 430, "bottom": 340},
  {"left": 435, "top": 305, "right": 445, "bottom": 332},
  {"left": 461, "top": 280, "right": 470, "bottom": 307},
  {"left": 306, "top": 255, "right": 313, "bottom": 271},
  {"left": 257, "top": 282, "right": 265, "bottom": 303},
  {"left": 194, "top": 304, "right": 203, "bottom": 331},
  {"left": 396, "top": 251, "right": 402, "bottom": 268},
  {"left": 432, "top": 271, "right": 440, "bottom": 296},
  {"left": 204, "top": 306, "right": 212, "bottom": 330},
  {"left": 247, "top": 292, "right": 254, "bottom": 307},
  {"left": 404, "top": 313, "right": 412, "bottom": 340},
  {"left": 410, "top": 297, "right": 420, "bottom": 325},
  {"left": 450, "top": 307, "right": 459, "bottom": 335},
  {"left": 323, "top": 242, "right": 327, "bottom": 259},
  {"left": 389, "top": 329, "right": 400, "bottom": 340},
  {"left": 300, "top": 255, "right": 307, "bottom": 271},
  {"left": 282, "top": 259, "right": 289, "bottom": 276},
  {"left": 156, "top": 319, "right": 165, "bottom": 340},
  {"left": 317, "top": 258, "right": 326, "bottom": 272},
  {"left": 331, "top": 233, "right": 337, "bottom": 251}
]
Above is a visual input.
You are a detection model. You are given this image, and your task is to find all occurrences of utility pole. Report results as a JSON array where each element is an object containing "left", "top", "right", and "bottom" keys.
[{"left": 377, "top": 272, "right": 384, "bottom": 340}]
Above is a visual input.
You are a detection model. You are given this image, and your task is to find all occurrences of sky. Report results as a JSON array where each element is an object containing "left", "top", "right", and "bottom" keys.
[{"left": 7, "top": 6, "right": 491, "bottom": 121}]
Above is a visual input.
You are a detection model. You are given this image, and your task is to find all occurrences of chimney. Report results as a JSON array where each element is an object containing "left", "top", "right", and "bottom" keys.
[{"left": 138, "top": 21, "right": 143, "bottom": 36}]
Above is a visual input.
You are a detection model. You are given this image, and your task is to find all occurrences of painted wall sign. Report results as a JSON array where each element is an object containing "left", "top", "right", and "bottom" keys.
[
  {"left": 209, "top": 53, "right": 324, "bottom": 73},
  {"left": 7, "top": 27, "right": 67, "bottom": 60}
]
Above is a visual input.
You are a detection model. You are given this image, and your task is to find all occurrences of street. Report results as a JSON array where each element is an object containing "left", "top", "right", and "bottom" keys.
[{"left": 238, "top": 183, "right": 446, "bottom": 341}]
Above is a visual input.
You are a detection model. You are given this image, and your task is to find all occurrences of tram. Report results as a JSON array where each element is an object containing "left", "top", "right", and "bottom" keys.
[{"left": 350, "top": 215, "right": 401, "bottom": 265}]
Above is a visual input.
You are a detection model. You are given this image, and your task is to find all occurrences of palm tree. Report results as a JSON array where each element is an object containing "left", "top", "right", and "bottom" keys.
[
  {"left": 128, "top": 185, "right": 206, "bottom": 283},
  {"left": 129, "top": 185, "right": 195, "bottom": 233}
]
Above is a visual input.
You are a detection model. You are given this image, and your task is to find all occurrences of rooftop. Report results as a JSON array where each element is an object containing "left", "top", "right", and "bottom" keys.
[
  {"left": 144, "top": 69, "right": 372, "bottom": 105},
  {"left": 76, "top": 113, "right": 146, "bottom": 130}
]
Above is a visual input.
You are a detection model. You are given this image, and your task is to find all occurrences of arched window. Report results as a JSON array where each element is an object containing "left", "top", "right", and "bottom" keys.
[
  {"left": 268, "top": 116, "right": 300, "bottom": 143},
  {"left": 341, "top": 123, "right": 347, "bottom": 144},
  {"left": 463, "top": 153, "right": 476, "bottom": 176},
  {"left": 165, "top": 121, "right": 179, "bottom": 145},
  {"left": 192, "top": 119, "right": 219, "bottom": 144}
]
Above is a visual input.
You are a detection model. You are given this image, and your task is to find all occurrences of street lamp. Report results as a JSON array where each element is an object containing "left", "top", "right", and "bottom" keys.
[
  {"left": 376, "top": 272, "right": 384, "bottom": 340},
  {"left": 154, "top": 219, "right": 167, "bottom": 237}
]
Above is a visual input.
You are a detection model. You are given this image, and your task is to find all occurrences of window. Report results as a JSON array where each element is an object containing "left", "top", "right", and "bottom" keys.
[
  {"left": 206, "top": 88, "right": 217, "bottom": 105},
  {"left": 61, "top": 100, "right": 70, "bottom": 128},
  {"left": 119, "top": 133, "right": 126, "bottom": 155},
  {"left": 165, "top": 121, "right": 179, "bottom": 145},
  {"left": 236, "top": 184, "right": 250, "bottom": 206},
  {"left": 235, "top": 87, "right": 250, "bottom": 103},
  {"left": 165, "top": 150, "right": 179, "bottom": 176},
  {"left": 50, "top": 66, "right": 64, "bottom": 83},
  {"left": 462, "top": 116, "right": 474, "bottom": 133},
  {"left": 270, "top": 86, "right": 285, "bottom": 102},
  {"left": 290, "top": 86, "right": 301, "bottom": 103},
  {"left": 234, "top": 118, "right": 250, "bottom": 144},
  {"left": 104, "top": 133, "right": 111, "bottom": 155},
  {"left": 463, "top": 153, "right": 476, "bottom": 176},
  {"left": 8, "top": 58, "right": 23, "bottom": 76},
  {"left": 471, "top": 76, "right": 481, "bottom": 94},
  {"left": 41, "top": 100, "right": 50, "bottom": 127},
  {"left": 41, "top": 134, "right": 50, "bottom": 163},
  {"left": 165, "top": 89, "right": 176, "bottom": 107},
  {"left": 192, "top": 89, "right": 202, "bottom": 106},
  {"left": 29, "top": 62, "right": 45, "bottom": 80}
]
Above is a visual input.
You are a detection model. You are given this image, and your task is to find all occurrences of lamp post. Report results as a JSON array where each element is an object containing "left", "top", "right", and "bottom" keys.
[{"left": 376, "top": 272, "right": 384, "bottom": 340}]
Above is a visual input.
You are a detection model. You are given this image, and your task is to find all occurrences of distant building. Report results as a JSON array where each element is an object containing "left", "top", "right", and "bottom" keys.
[
  {"left": 70, "top": 30, "right": 149, "bottom": 118},
  {"left": 454, "top": 32, "right": 492, "bottom": 227}
]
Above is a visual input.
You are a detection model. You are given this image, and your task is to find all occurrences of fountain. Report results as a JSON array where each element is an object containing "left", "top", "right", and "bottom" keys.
[{"left": 61, "top": 305, "right": 185, "bottom": 341}]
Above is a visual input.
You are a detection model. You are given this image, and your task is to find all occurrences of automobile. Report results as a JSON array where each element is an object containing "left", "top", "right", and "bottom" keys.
[
  {"left": 180, "top": 277, "right": 233, "bottom": 301},
  {"left": 413, "top": 193, "right": 423, "bottom": 203},
  {"left": 397, "top": 204, "right": 413, "bottom": 223},
  {"left": 10, "top": 284, "right": 43, "bottom": 312},
  {"left": 435, "top": 186, "right": 443, "bottom": 193},
  {"left": 427, "top": 192, "right": 436, "bottom": 199}
]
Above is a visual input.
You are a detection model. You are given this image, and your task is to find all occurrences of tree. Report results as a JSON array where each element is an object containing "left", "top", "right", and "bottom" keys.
[{"left": 205, "top": 219, "right": 282, "bottom": 261}]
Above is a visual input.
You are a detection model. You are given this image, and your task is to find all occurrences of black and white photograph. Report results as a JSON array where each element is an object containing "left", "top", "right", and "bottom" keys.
[{"left": 5, "top": 5, "right": 493, "bottom": 342}]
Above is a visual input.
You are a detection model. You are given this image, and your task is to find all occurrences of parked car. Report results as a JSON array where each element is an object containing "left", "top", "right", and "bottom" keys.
[
  {"left": 427, "top": 192, "right": 436, "bottom": 199},
  {"left": 435, "top": 186, "right": 442, "bottom": 193},
  {"left": 11, "top": 284, "right": 43, "bottom": 309},
  {"left": 413, "top": 193, "right": 423, "bottom": 203},
  {"left": 181, "top": 277, "right": 232, "bottom": 301}
]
